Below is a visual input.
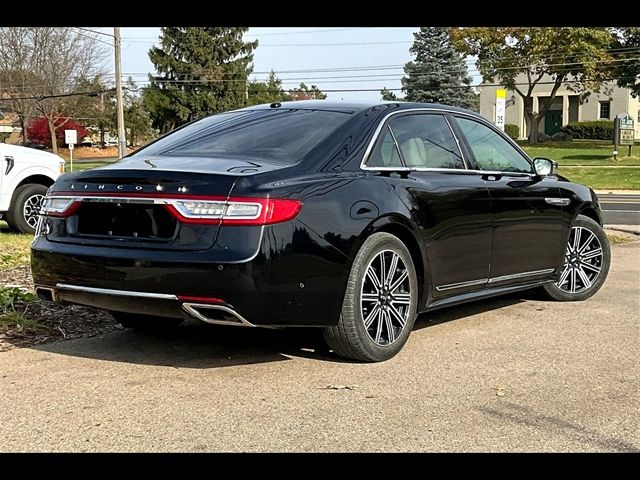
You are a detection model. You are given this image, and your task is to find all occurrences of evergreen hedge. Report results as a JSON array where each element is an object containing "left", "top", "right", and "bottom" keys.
[
  {"left": 562, "top": 121, "right": 614, "bottom": 140},
  {"left": 504, "top": 124, "right": 519, "bottom": 140}
]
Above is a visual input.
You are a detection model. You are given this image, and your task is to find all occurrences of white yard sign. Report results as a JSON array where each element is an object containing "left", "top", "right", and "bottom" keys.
[
  {"left": 64, "top": 129, "right": 77, "bottom": 146},
  {"left": 64, "top": 129, "right": 77, "bottom": 171},
  {"left": 495, "top": 89, "right": 506, "bottom": 131}
]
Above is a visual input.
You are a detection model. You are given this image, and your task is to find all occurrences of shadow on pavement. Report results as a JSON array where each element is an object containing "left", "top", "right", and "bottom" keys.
[
  {"left": 34, "top": 290, "right": 538, "bottom": 369},
  {"left": 478, "top": 401, "right": 639, "bottom": 452}
]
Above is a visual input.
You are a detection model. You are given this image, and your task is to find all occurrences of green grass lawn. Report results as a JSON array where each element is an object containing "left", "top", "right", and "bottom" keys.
[
  {"left": 559, "top": 167, "right": 640, "bottom": 190},
  {"left": 67, "top": 161, "right": 113, "bottom": 172},
  {"left": 519, "top": 140, "right": 639, "bottom": 190},
  {"left": 0, "top": 222, "right": 33, "bottom": 270},
  {"left": 520, "top": 140, "right": 640, "bottom": 166}
]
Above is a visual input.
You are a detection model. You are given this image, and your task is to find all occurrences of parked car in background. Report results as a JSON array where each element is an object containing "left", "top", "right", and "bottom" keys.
[
  {"left": 31, "top": 101, "right": 610, "bottom": 362},
  {"left": 0, "top": 143, "right": 65, "bottom": 233}
]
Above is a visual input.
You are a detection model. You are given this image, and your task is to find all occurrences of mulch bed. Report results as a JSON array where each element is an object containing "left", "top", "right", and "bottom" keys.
[{"left": 0, "top": 265, "right": 119, "bottom": 352}]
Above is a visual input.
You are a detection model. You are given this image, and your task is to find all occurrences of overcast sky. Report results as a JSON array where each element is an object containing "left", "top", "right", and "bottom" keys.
[{"left": 91, "top": 27, "right": 481, "bottom": 102}]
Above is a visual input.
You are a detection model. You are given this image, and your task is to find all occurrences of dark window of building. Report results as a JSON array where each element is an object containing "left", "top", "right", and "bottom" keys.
[{"left": 599, "top": 101, "right": 611, "bottom": 120}]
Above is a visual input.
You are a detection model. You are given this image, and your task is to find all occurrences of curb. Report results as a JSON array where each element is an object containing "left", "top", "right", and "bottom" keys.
[{"left": 605, "top": 226, "right": 640, "bottom": 236}]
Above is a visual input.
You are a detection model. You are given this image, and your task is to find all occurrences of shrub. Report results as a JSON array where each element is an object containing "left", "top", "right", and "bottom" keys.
[
  {"left": 26, "top": 116, "right": 89, "bottom": 148},
  {"left": 504, "top": 124, "right": 519, "bottom": 140},
  {"left": 562, "top": 121, "right": 613, "bottom": 140}
]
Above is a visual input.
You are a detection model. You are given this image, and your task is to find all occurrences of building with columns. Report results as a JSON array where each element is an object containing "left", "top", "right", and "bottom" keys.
[{"left": 479, "top": 76, "right": 640, "bottom": 140}]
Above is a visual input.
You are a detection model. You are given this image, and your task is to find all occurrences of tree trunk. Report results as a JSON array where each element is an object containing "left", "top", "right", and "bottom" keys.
[
  {"left": 99, "top": 125, "right": 105, "bottom": 148},
  {"left": 47, "top": 118, "right": 58, "bottom": 154},
  {"left": 19, "top": 116, "right": 28, "bottom": 144},
  {"left": 526, "top": 111, "right": 540, "bottom": 145}
]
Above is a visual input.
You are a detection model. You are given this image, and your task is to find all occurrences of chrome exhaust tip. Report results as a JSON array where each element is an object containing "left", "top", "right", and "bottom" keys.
[
  {"left": 35, "top": 286, "right": 56, "bottom": 302},
  {"left": 182, "top": 303, "right": 255, "bottom": 327}
]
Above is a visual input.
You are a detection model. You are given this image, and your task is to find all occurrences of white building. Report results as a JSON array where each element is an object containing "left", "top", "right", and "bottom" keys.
[{"left": 479, "top": 76, "right": 640, "bottom": 140}]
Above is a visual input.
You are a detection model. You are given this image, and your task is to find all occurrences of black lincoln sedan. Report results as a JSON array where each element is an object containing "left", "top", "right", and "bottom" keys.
[{"left": 31, "top": 101, "right": 610, "bottom": 362}]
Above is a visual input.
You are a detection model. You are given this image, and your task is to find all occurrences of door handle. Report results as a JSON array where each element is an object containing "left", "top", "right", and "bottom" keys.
[
  {"left": 481, "top": 173, "right": 502, "bottom": 181},
  {"left": 4, "top": 156, "right": 14, "bottom": 175}
]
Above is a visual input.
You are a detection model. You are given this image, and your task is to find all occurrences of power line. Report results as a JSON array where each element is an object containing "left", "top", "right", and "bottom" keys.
[
  {"left": 59, "top": 27, "right": 114, "bottom": 47},
  {"left": 122, "top": 27, "right": 373, "bottom": 41},
  {"left": 75, "top": 27, "right": 115, "bottom": 38}
]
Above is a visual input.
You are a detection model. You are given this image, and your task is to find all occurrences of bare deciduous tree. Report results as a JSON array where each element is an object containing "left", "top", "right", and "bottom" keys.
[{"left": 0, "top": 27, "right": 107, "bottom": 153}]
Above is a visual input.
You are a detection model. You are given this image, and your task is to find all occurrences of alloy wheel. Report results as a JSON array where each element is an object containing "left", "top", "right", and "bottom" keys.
[
  {"left": 23, "top": 194, "right": 44, "bottom": 229},
  {"left": 556, "top": 225, "right": 604, "bottom": 293},
  {"left": 360, "top": 249, "right": 412, "bottom": 346}
]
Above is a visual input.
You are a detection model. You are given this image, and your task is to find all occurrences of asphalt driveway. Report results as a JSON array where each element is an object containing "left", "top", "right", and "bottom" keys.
[{"left": 1, "top": 242, "right": 638, "bottom": 452}]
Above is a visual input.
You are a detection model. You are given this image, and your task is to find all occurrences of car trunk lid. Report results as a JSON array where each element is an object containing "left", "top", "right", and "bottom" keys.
[{"left": 44, "top": 156, "right": 290, "bottom": 251}]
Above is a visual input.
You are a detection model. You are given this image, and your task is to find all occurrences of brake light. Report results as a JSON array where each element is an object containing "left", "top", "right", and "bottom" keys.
[
  {"left": 177, "top": 295, "right": 224, "bottom": 304},
  {"left": 166, "top": 197, "right": 302, "bottom": 226},
  {"left": 40, "top": 196, "right": 79, "bottom": 217}
]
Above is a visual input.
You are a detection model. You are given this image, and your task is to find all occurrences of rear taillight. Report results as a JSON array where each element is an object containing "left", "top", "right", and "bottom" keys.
[
  {"left": 40, "top": 196, "right": 79, "bottom": 217},
  {"left": 41, "top": 193, "right": 303, "bottom": 226},
  {"left": 166, "top": 197, "right": 302, "bottom": 226}
]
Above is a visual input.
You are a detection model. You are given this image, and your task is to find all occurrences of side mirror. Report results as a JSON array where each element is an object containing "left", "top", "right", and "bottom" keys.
[{"left": 533, "top": 157, "right": 557, "bottom": 177}]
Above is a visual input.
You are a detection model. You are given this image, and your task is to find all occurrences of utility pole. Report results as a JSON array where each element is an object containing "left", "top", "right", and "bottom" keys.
[{"left": 114, "top": 27, "right": 126, "bottom": 158}]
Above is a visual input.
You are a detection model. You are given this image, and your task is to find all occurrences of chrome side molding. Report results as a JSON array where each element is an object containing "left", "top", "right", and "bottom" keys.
[
  {"left": 545, "top": 198, "right": 570, "bottom": 206},
  {"left": 435, "top": 268, "right": 555, "bottom": 291}
]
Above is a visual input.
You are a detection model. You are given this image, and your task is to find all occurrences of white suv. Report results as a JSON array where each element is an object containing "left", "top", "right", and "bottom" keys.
[{"left": 0, "top": 143, "right": 65, "bottom": 233}]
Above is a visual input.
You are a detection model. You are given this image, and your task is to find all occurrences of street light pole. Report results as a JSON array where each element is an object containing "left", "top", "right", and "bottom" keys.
[{"left": 114, "top": 27, "right": 126, "bottom": 158}]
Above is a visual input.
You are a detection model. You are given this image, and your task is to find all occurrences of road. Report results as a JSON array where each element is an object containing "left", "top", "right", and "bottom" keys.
[
  {"left": 0, "top": 242, "right": 638, "bottom": 452},
  {"left": 599, "top": 193, "right": 640, "bottom": 226}
]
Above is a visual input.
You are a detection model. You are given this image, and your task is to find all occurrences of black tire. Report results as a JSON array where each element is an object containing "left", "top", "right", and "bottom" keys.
[
  {"left": 111, "top": 311, "right": 184, "bottom": 331},
  {"left": 323, "top": 232, "right": 419, "bottom": 362},
  {"left": 542, "top": 214, "right": 610, "bottom": 301},
  {"left": 6, "top": 183, "right": 48, "bottom": 234}
]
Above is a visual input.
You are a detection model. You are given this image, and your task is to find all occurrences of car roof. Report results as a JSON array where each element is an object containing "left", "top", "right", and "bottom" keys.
[{"left": 237, "top": 100, "right": 476, "bottom": 115}]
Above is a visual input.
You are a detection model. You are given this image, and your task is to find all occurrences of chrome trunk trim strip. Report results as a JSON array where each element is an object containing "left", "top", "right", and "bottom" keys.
[{"left": 55, "top": 283, "right": 178, "bottom": 300}]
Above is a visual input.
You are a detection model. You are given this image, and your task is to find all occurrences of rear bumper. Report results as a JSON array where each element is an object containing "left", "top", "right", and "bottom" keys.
[
  {"left": 35, "top": 283, "right": 255, "bottom": 327},
  {"left": 31, "top": 224, "right": 349, "bottom": 327}
]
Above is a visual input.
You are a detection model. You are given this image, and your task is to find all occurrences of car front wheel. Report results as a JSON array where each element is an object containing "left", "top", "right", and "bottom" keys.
[
  {"left": 542, "top": 214, "right": 611, "bottom": 301},
  {"left": 6, "top": 183, "right": 48, "bottom": 234},
  {"left": 323, "top": 232, "right": 419, "bottom": 362}
]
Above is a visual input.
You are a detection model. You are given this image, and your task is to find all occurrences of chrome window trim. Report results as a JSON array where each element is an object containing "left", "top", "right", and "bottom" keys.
[
  {"left": 360, "top": 107, "right": 535, "bottom": 175},
  {"left": 56, "top": 283, "right": 178, "bottom": 300}
]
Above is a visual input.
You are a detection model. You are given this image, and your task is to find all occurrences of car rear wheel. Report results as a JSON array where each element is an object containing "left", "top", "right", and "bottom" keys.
[
  {"left": 323, "top": 232, "right": 419, "bottom": 362},
  {"left": 111, "top": 311, "right": 184, "bottom": 331},
  {"left": 6, "top": 184, "right": 48, "bottom": 234},
  {"left": 542, "top": 214, "right": 610, "bottom": 301}
]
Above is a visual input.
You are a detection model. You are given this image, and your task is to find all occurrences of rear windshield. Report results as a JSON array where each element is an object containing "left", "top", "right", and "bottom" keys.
[{"left": 134, "top": 109, "right": 352, "bottom": 163}]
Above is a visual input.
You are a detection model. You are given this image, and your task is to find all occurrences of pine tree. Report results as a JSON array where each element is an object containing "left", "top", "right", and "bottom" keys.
[
  {"left": 402, "top": 27, "right": 477, "bottom": 109},
  {"left": 143, "top": 28, "right": 257, "bottom": 133},
  {"left": 247, "top": 70, "right": 291, "bottom": 106},
  {"left": 380, "top": 87, "right": 398, "bottom": 101}
]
